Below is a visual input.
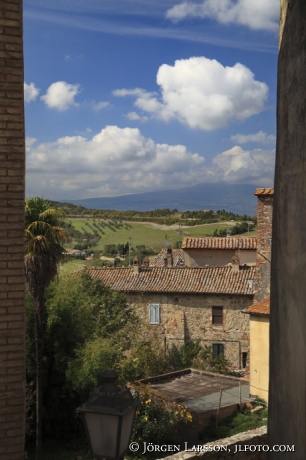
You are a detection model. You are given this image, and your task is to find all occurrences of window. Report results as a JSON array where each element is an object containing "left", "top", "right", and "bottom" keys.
[
  {"left": 212, "top": 343, "right": 224, "bottom": 358},
  {"left": 212, "top": 306, "right": 223, "bottom": 324},
  {"left": 149, "top": 304, "right": 160, "bottom": 324},
  {"left": 242, "top": 352, "right": 248, "bottom": 368}
]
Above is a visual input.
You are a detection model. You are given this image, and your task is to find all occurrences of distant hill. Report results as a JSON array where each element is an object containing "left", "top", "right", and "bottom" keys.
[{"left": 60, "top": 182, "right": 258, "bottom": 215}]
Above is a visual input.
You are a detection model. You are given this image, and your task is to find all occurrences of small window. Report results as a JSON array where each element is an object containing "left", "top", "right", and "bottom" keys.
[
  {"left": 149, "top": 304, "right": 160, "bottom": 324},
  {"left": 212, "top": 343, "right": 224, "bottom": 358},
  {"left": 212, "top": 306, "right": 223, "bottom": 324},
  {"left": 242, "top": 352, "right": 248, "bottom": 368}
]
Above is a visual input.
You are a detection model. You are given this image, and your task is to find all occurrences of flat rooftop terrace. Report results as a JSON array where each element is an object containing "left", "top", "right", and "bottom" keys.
[{"left": 142, "top": 369, "right": 249, "bottom": 412}]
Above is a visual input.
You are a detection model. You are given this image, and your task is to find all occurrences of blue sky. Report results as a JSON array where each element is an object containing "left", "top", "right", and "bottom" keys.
[{"left": 24, "top": 0, "right": 279, "bottom": 200}]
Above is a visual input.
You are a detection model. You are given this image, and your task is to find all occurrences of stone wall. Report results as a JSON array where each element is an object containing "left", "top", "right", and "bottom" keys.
[
  {"left": 0, "top": 1, "right": 26, "bottom": 459},
  {"left": 127, "top": 293, "right": 253, "bottom": 369},
  {"left": 156, "top": 426, "right": 267, "bottom": 460},
  {"left": 254, "top": 194, "right": 273, "bottom": 302},
  {"left": 183, "top": 249, "right": 256, "bottom": 268},
  {"left": 269, "top": 0, "right": 306, "bottom": 456}
]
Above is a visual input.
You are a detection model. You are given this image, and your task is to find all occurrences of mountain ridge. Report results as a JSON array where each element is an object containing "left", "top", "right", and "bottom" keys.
[{"left": 60, "top": 182, "right": 259, "bottom": 215}]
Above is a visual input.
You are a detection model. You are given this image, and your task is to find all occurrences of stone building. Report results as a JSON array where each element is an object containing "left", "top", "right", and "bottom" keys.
[
  {"left": 181, "top": 236, "right": 257, "bottom": 267},
  {"left": 0, "top": 2, "right": 26, "bottom": 459},
  {"left": 87, "top": 263, "right": 255, "bottom": 369},
  {"left": 253, "top": 188, "right": 273, "bottom": 302}
]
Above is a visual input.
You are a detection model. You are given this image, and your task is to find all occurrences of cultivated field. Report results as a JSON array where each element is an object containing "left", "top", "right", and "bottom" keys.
[{"left": 65, "top": 218, "right": 257, "bottom": 253}]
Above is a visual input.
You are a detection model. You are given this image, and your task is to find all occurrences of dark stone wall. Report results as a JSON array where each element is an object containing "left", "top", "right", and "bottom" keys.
[{"left": 269, "top": 0, "right": 306, "bottom": 458}]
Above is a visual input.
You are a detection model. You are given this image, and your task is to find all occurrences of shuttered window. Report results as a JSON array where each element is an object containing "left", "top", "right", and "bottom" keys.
[
  {"left": 149, "top": 304, "right": 160, "bottom": 324},
  {"left": 212, "top": 343, "right": 224, "bottom": 357},
  {"left": 212, "top": 306, "right": 223, "bottom": 324}
]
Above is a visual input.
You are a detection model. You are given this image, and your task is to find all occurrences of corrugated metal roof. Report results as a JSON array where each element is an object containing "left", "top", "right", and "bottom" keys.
[
  {"left": 254, "top": 188, "right": 274, "bottom": 196},
  {"left": 151, "top": 249, "right": 185, "bottom": 267},
  {"left": 181, "top": 237, "right": 257, "bottom": 250},
  {"left": 245, "top": 297, "right": 270, "bottom": 315},
  {"left": 86, "top": 266, "right": 256, "bottom": 295}
]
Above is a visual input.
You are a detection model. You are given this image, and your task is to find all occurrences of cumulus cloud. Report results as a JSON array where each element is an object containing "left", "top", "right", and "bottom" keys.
[
  {"left": 93, "top": 101, "right": 110, "bottom": 111},
  {"left": 166, "top": 0, "right": 279, "bottom": 32},
  {"left": 213, "top": 145, "right": 275, "bottom": 184},
  {"left": 24, "top": 82, "right": 40, "bottom": 103},
  {"left": 126, "top": 111, "right": 148, "bottom": 122},
  {"left": 40, "top": 81, "right": 80, "bottom": 111},
  {"left": 231, "top": 131, "right": 276, "bottom": 145},
  {"left": 26, "top": 126, "right": 210, "bottom": 199},
  {"left": 114, "top": 57, "right": 268, "bottom": 131}
]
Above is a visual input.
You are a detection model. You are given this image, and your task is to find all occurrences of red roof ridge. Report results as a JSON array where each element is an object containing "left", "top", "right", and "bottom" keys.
[
  {"left": 244, "top": 296, "right": 270, "bottom": 315},
  {"left": 254, "top": 188, "right": 274, "bottom": 196}
]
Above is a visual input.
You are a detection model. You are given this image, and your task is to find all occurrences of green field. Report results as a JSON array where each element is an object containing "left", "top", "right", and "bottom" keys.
[{"left": 65, "top": 218, "right": 257, "bottom": 254}]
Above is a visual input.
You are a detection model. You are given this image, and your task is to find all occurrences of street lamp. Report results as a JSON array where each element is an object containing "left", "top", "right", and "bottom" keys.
[{"left": 77, "top": 369, "right": 139, "bottom": 460}]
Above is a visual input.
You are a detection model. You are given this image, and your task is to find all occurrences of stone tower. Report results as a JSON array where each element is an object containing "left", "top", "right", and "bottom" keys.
[{"left": 254, "top": 188, "right": 273, "bottom": 303}]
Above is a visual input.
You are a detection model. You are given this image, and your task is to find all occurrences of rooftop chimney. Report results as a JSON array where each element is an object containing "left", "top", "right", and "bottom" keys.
[
  {"left": 231, "top": 253, "right": 240, "bottom": 271},
  {"left": 133, "top": 256, "right": 140, "bottom": 274},
  {"left": 143, "top": 256, "right": 150, "bottom": 268},
  {"left": 167, "top": 248, "right": 173, "bottom": 268},
  {"left": 254, "top": 188, "right": 273, "bottom": 301}
]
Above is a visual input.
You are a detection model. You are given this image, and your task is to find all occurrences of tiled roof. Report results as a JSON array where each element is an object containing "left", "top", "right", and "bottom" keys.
[
  {"left": 245, "top": 297, "right": 270, "bottom": 315},
  {"left": 151, "top": 249, "right": 185, "bottom": 267},
  {"left": 86, "top": 266, "right": 256, "bottom": 295},
  {"left": 181, "top": 237, "right": 257, "bottom": 250},
  {"left": 254, "top": 188, "right": 274, "bottom": 196}
]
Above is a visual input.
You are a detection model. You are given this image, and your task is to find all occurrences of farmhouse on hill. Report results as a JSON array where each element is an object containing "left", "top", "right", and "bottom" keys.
[{"left": 181, "top": 236, "right": 257, "bottom": 267}]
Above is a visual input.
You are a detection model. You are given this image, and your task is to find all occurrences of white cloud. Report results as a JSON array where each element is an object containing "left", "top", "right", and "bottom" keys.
[
  {"left": 41, "top": 81, "right": 80, "bottom": 111},
  {"left": 114, "top": 57, "right": 268, "bottom": 131},
  {"left": 26, "top": 128, "right": 275, "bottom": 199},
  {"left": 125, "top": 111, "right": 148, "bottom": 122},
  {"left": 213, "top": 145, "right": 275, "bottom": 184},
  {"left": 93, "top": 101, "right": 110, "bottom": 111},
  {"left": 25, "top": 126, "right": 210, "bottom": 199},
  {"left": 166, "top": 0, "right": 279, "bottom": 32},
  {"left": 24, "top": 82, "right": 40, "bottom": 102},
  {"left": 231, "top": 131, "right": 276, "bottom": 145}
]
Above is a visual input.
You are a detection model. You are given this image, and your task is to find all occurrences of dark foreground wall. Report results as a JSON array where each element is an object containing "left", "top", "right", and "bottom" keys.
[
  {"left": 0, "top": 1, "right": 26, "bottom": 459},
  {"left": 269, "top": 0, "right": 306, "bottom": 458}
]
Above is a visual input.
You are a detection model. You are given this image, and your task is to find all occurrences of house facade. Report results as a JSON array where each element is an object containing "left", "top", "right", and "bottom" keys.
[
  {"left": 87, "top": 264, "right": 255, "bottom": 369},
  {"left": 181, "top": 237, "right": 257, "bottom": 267},
  {"left": 244, "top": 297, "right": 270, "bottom": 402}
]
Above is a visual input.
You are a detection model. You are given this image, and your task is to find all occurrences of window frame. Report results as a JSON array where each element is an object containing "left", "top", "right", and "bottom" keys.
[
  {"left": 212, "top": 306, "right": 223, "bottom": 325},
  {"left": 212, "top": 343, "right": 224, "bottom": 358},
  {"left": 148, "top": 303, "right": 160, "bottom": 325}
]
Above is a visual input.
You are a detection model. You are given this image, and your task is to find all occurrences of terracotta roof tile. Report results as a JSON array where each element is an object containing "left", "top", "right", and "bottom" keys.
[
  {"left": 181, "top": 237, "right": 257, "bottom": 250},
  {"left": 245, "top": 297, "right": 270, "bottom": 315},
  {"left": 151, "top": 249, "right": 185, "bottom": 267},
  {"left": 86, "top": 266, "right": 256, "bottom": 295},
  {"left": 254, "top": 188, "right": 274, "bottom": 196}
]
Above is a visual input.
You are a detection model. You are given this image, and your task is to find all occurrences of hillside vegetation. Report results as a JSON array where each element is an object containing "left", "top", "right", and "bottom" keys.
[{"left": 49, "top": 201, "right": 256, "bottom": 258}]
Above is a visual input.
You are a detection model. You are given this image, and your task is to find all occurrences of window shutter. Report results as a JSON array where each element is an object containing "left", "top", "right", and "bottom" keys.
[
  {"left": 149, "top": 304, "right": 160, "bottom": 324},
  {"left": 155, "top": 304, "right": 160, "bottom": 324}
]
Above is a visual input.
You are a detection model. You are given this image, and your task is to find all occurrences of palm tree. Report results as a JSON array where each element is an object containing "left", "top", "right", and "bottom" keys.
[{"left": 25, "top": 197, "right": 68, "bottom": 460}]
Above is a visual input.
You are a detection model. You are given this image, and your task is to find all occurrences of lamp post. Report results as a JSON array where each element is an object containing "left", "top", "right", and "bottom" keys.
[{"left": 77, "top": 369, "right": 139, "bottom": 460}]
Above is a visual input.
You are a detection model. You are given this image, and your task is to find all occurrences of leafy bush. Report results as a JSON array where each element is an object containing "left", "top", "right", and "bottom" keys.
[
  {"left": 168, "top": 340, "right": 202, "bottom": 370},
  {"left": 129, "top": 383, "right": 192, "bottom": 459},
  {"left": 168, "top": 341, "right": 230, "bottom": 374}
]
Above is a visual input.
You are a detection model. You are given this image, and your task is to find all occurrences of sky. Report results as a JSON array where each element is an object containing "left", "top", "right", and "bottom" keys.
[{"left": 24, "top": 0, "right": 279, "bottom": 201}]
